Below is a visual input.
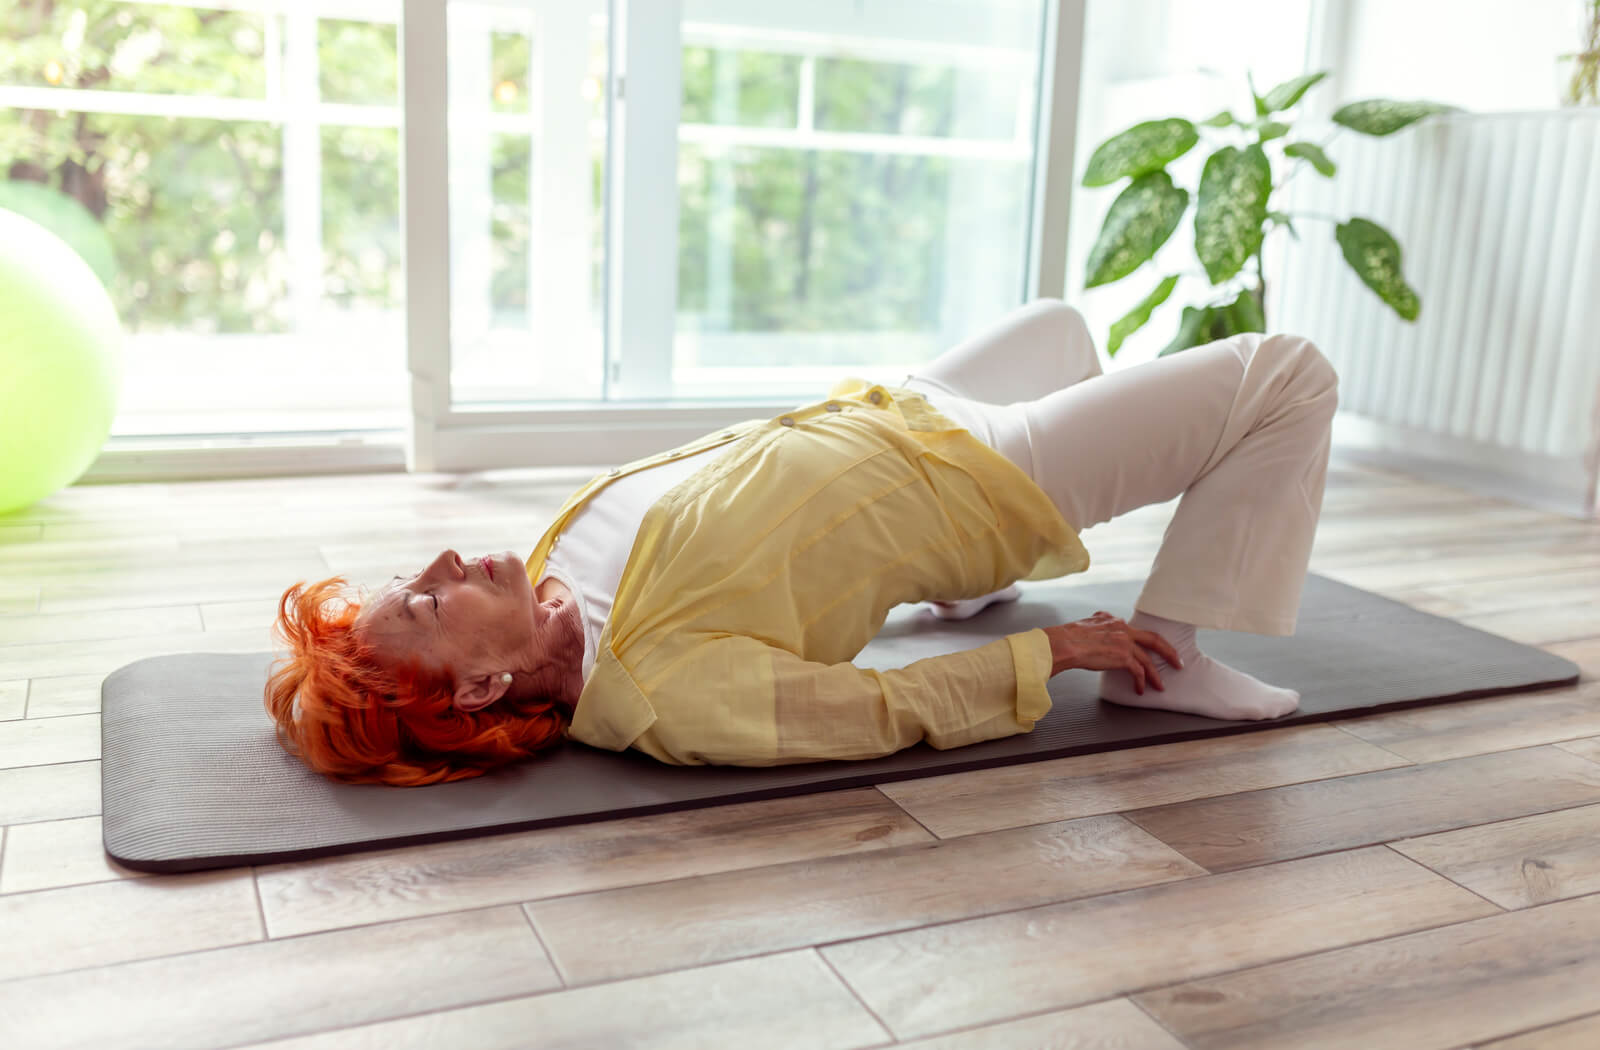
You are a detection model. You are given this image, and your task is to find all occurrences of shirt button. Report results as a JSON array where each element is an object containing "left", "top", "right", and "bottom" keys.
[
  {"left": 779, "top": 416, "right": 796, "bottom": 427},
  {"left": 824, "top": 402, "right": 841, "bottom": 412},
  {"left": 666, "top": 450, "right": 680, "bottom": 458},
  {"left": 868, "top": 390, "right": 884, "bottom": 405},
  {"left": 607, "top": 467, "right": 621, "bottom": 476},
  {"left": 721, "top": 430, "right": 735, "bottom": 438}
]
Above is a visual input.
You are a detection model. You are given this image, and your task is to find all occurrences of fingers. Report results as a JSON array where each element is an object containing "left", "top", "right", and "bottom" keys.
[
  {"left": 1132, "top": 644, "right": 1164, "bottom": 691},
  {"left": 1123, "top": 655, "right": 1146, "bottom": 694},
  {"left": 1135, "top": 629, "right": 1185, "bottom": 670}
]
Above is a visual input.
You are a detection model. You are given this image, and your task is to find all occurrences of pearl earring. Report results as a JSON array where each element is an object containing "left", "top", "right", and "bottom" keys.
[{"left": 500, "top": 672, "right": 513, "bottom": 685}]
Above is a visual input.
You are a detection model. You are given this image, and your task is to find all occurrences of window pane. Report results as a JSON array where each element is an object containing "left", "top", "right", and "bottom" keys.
[
  {"left": 318, "top": 19, "right": 396, "bottom": 106},
  {"left": 0, "top": 3, "right": 408, "bottom": 436},
  {"left": 681, "top": 47, "right": 800, "bottom": 128},
  {"left": 664, "top": 0, "right": 1045, "bottom": 401},
  {"left": 448, "top": 1, "right": 608, "bottom": 405},
  {"left": 1, "top": 1, "right": 269, "bottom": 97},
  {"left": 321, "top": 126, "right": 401, "bottom": 311}
]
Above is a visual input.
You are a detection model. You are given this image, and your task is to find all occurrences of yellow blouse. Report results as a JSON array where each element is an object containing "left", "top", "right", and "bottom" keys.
[{"left": 524, "top": 380, "right": 1090, "bottom": 766}]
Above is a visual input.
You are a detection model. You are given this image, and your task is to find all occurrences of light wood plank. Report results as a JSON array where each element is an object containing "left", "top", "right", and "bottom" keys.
[
  {"left": 819, "top": 846, "right": 1495, "bottom": 1040},
  {"left": 1545, "top": 636, "right": 1600, "bottom": 674},
  {"left": 1458, "top": 600, "right": 1600, "bottom": 647},
  {"left": 898, "top": 998, "right": 1186, "bottom": 1050},
  {"left": 0, "top": 522, "right": 43, "bottom": 542},
  {"left": 1390, "top": 803, "right": 1600, "bottom": 909},
  {"left": 879, "top": 723, "right": 1409, "bottom": 839},
  {"left": 1406, "top": 566, "right": 1600, "bottom": 617},
  {"left": 529, "top": 814, "right": 1204, "bottom": 985},
  {"left": 1133, "top": 892, "right": 1600, "bottom": 1050},
  {"left": 0, "top": 713, "right": 99, "bottom": 769},
  {"left": 239, "top": 950, "right": 887, "bottom": 1050},
  {"left": 0, "top": 869, "right": 261, "bottom": 980},
  {"left": 1126, "top": 745, "right": 1600, "bottom": 872},
  {"left": 23, "top": 673, "right": 103, "bottom": 718},
  {"left": 0, "top": 583, "right": 38, "bottom": 615},
  {"left": 200, "top": 597, "right": 284, "bottom": 632},
  {"left": 35, "top": 561, "right": 329, "bottom": 616},
  {"left": 0, "top": 815, "right": 149, "bottom": 894},
  {"left": 258, "top": 787, "right": 933, "bottom": 938},
  {"left": 0, "top": 761, "right": 100, "bottom": 824},
  {"left": 0, "top": 679, "right": 24, "bottom": 719},
  {"left": 1475, "top": 1012, "right": 1600, "bottom": 1050},
  {"left": 1333, "top": 680, "right": 1600, "bottom": 763},
  {"left": 0, "top": 905, "right": 558, "bottom": 1050},
  {"left": 0, "top": 625, "right": 270, "bottom": 680},
  {"left": 0, "top": 603, "right": 201, "bottom": 646},
  {"left": 1320, "top": 548, "right": 1600, "bottom": 594},
  {"left": 1557, "top": 736, "right": 1600, "bottom": 765}
]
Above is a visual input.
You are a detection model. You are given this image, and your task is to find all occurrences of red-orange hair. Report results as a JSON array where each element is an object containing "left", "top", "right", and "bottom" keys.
[{"left": 264, "top": 577, "right": 567, "bottom": 786}]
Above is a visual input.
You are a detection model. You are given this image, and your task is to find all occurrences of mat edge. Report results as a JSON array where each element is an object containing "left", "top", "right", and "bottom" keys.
[{"left": 105, "top": 668, "right": 1581, "bottom": 874}]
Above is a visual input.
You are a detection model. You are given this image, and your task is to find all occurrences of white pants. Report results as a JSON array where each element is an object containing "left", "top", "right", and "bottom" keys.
[{"left": 904, "top": 300, "right": 1339, "bottom": 637}]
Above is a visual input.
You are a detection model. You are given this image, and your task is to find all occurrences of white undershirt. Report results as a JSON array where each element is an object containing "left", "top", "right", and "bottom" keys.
[{"left": 541, "top": 444, "right": 732, "bottom": 682}]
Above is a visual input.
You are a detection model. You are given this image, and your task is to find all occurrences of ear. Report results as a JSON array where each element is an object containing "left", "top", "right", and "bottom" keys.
[{"left": 454, "top": 672, "right": 511, "bottom": 713}]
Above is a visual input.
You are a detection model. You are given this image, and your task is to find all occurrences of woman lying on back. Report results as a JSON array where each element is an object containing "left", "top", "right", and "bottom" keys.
[{"left": 266, "top": 301, "right": 1337, "bottom": 785}]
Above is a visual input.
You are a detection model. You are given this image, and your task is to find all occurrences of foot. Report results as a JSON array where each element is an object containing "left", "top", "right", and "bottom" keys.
[
  {"left": 1098, "top": 610, "right": 1300, "bottom": 721},
  {"left": 927, "top": 584, "right": 1022, "bottom": 621}
]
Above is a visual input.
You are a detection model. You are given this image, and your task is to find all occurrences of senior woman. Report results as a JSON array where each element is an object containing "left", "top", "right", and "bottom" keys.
[{"left": 267, "top": 301, "right": 1338, "bottom": 785}]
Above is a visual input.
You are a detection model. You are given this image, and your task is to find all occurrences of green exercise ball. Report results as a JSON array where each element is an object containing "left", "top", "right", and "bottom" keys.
[{"left": 0, "top": 207, "right": 123, "bottom": 515}]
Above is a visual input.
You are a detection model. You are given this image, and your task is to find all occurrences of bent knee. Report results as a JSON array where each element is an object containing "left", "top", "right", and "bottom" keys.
[
  {"left": 1258, "top": 333, "right": 1339, "bottom": 409},
  {"left": 1027, "top": 299, "right": 1102, "bottom": 380}
]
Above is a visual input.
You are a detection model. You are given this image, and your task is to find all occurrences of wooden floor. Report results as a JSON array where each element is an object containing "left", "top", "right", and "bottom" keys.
[{"left": 1, "top": 459, "right": 1598, "bottom": 1050}]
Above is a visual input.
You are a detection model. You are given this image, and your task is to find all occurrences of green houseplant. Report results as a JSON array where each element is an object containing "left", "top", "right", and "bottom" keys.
[
  {"left": 1561, "top": 0, "right": 1600, "bottom": 105},
  {"left": 1080, "top": 71, "right": 1453, "bottom": 357}
]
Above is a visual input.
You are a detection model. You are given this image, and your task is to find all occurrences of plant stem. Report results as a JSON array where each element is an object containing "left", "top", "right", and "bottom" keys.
[{"left": 1255, "top": 251, "right": 1267, "bottom": 324}]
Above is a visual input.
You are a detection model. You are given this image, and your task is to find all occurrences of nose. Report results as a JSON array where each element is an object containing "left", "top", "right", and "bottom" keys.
[{"left": 419, "top": 549, "right": 466, "bottom": 583}]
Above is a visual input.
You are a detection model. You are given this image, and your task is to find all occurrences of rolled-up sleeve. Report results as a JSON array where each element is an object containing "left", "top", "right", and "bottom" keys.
[{"left": 630, "top": 629, "right": 1055, "bottom": 766}]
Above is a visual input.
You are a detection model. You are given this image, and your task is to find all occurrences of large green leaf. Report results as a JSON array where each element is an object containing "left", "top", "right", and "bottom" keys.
[
  {"left": 1158, "top": 305, "right": 1217, "bottom": 356},
  {"left": 1193, "top": 144, "right": 1271, "bottom": 284},
  {"left": 0, "top": 180, "right": 117, "bottom": 286},
  {"left": 1260, "top": 71, "right": 1328, "bottom": 113},
  {"left": 1084, "top": 172, "right": 1189, "bottom": 289},
  {"left": 1081, "top": 119, "right": 1198, "bottom": 187},
  {"left": 1256, "top": 120, "right": 1290, "bottom": 143},
  {"left": 1107, "top": 274, "right": 1179, "bottom": 356},
  {"left": 1224, "top": 288, "right": 1266, "bottom": 333},
  {"left": 1332, "top": 99, "right": 1453, "bottom": 136},
  {"left": 1284, "top": 141, "right": 1337, "bottom": 176},
  {"left": 1336, "top": 217, "right": 1420, "bottom": 320}
]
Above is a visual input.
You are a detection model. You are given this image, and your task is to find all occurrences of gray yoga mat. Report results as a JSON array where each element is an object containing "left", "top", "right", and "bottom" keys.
[{"left": 102, "top": 574, "right": 1580, "bottom": 873}]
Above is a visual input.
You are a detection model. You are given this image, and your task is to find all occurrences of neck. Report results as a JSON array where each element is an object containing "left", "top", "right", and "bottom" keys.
[{"left": 520, "top": 595, "right": 587, "bottom": 712}]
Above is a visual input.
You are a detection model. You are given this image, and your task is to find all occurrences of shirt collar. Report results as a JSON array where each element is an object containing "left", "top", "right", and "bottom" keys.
[{"left": 567, "top": 637, "right": 657, "bottom": 752}]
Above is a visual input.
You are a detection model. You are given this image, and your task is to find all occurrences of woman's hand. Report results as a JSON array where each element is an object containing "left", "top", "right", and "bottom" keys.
[{"left": 1043, "top": 611, "right": 1184, "bottom": 695}]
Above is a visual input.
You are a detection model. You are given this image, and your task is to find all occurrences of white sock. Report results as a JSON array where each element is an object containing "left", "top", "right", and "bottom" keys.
[
  {"left": 927, "top": 585, "right": 1022, "bottom": 621},
  {"left": 1099, "top": 610, "right": 1300, "bottom": 721}
]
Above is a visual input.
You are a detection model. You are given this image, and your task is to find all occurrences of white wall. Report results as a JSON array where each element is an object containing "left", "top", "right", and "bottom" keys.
[{"left": 1328, "top": 0, "right": 1583, "bottom": 113}]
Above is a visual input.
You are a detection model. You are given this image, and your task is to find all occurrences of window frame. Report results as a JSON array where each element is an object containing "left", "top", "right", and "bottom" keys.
[
  {"left": 71, "top": 0, "right": 1086, "bottom": 477},
  {"left": 405, "top": 0, "right": 1086, "bottom": 471}
]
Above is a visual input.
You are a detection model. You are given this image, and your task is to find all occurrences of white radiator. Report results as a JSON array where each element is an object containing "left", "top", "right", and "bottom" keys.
[{"left": 1273, "top": 110, "right": 1600, "bottom": 517}]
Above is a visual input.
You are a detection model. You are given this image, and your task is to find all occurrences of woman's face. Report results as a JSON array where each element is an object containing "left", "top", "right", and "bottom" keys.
[{"left": 356, "top": 549, "right": 541, "bottom": 698}]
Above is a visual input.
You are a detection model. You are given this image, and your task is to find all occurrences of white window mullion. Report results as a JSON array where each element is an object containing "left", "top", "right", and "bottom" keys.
[
  {"left": 283, "top": 10, "right": 324, "bottom": 333},
  {"left": 1025, "top": 0, "right": 1086, "bottom": 301},
  {"left": 607, "top": 0, "right": 683, "bottom": 399},
  {"left": 446, "top": 6, "right": 495, "bottom": 364},
  {"left": 531, "top": 0, "right": 601, "bottom": 391},
  {"left": 401, "top": 0, "right": 452, "bottom": 470}
]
